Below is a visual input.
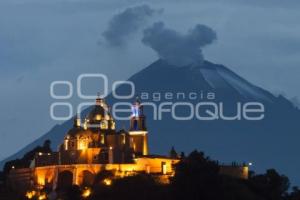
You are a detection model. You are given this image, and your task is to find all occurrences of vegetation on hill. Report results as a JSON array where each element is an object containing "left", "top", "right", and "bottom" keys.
[
  {"left": 0, "top": 142, "right": 300, "bottom": 200},
  {"left": 57, "top": 150, "right": 300, "bottom": 200}
]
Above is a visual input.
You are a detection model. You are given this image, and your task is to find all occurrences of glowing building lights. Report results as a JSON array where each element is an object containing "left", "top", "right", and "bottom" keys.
[
  {"left": 103, "top": 178, "right": 112, "bottom": 186},
  {"left": 38, "top": 193, "right": 47, "bottom": 200},
  {"left": 82, "top": 187, "right": 92, "bottom": 198},
  {"left": 25, "top": 190, "right": 36, "bottom": 199}
]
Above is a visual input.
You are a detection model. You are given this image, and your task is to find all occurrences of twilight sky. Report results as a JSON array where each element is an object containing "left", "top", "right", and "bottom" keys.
[{"left": 0, "top": 0, "right": 300, "bottom": 160}]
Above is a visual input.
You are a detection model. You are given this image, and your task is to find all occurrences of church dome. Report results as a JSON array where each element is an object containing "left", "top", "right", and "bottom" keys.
[
  {"left": 65, "top": 127, "right": 86, "bottom": 138},
  {"left": 87, "top": 105, "right": 106, "bottom": 120},
  {"left": 86, "top": 97, "right": 113, "bottom": 123}
]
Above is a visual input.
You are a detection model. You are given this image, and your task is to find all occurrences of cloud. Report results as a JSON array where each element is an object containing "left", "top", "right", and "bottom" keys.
[
  {"left": 142, "top": 22, "right": 217, "bottom": 66},
  {"left": 102, "top": 4, "right": 162, "bottom": 47}
]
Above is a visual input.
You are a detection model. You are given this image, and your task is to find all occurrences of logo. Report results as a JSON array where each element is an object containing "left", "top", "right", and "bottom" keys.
[{"left": 50, "top": 73, "right": 265, "bottom": 122}]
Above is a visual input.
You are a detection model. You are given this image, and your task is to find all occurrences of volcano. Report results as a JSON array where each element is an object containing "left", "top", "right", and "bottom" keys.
[{"left": 2, "top": 59, "right": 300, "bottom": 184}]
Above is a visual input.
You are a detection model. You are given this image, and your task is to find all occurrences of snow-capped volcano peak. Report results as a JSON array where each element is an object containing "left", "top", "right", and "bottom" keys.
[{"left": 130, "top": 59, "right": 275, "bottom": 102}]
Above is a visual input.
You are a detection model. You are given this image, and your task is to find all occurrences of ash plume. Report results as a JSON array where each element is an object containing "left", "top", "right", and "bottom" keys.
[
  {"left": 142, "top": 22, "right": 217, "bottom": 66},
  {"left": 102, "top": 4, "right": 162, "bottom": 47}
]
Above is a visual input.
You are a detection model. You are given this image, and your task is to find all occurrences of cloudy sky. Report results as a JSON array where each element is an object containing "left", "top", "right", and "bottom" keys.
[{"left": 0, "top": 0, "right": 300, "bottom": 160}]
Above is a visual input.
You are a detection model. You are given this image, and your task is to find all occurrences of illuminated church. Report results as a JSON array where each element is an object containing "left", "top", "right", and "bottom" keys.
[
  {"left": 60, "top": 97, "right": 149, "bottom": 165},
  {"left": 8, "top": 97, "right": 179, "bottom": 191},
  {"left": 8, "top": 97, "right": 248, "bottom": 194}
]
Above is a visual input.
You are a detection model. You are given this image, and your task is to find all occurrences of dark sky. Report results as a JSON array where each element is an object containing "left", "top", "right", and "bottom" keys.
[{"left": 0, "top": 0, "right": 300, "bottom": 161}]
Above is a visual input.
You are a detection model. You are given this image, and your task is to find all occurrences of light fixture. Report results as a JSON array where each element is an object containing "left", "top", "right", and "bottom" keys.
[
  {"left": 103, "top": 178, "right": 112, "bottom": 186},
  {"left": 82, "top": 187, "right": 92, "bottom": 198}
]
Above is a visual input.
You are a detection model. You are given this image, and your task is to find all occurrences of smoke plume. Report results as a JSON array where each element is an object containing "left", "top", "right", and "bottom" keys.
[
  {"left": 142, "top": 22, "right": 217, "bottom": 66},
  {"left": 102, "top": 5, "right": 162, "bottom": 47}
]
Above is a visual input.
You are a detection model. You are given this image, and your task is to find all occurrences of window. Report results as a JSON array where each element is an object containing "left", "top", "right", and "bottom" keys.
[
  {"left": 65, "top": 140, "right": 68, "bottom": 150},
  {"left": 101, "top": 121, "right": 108, "bottom": 129},
  {"left": 101, "top": 134, "right": 105, "bottom": 144},
  {"left": 162, "top": 162, "right": 167, "bottom": 175}
]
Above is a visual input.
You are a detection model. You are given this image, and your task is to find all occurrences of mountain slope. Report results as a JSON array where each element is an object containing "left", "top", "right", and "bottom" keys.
[{"left": 2, "top": 59, "right": 300, "bottom": 185}]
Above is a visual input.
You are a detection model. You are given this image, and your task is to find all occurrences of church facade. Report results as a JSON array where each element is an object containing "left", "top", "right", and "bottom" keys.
[
  {"left": 8, "top": 97, "right": 179, "bottom": 192},
  {"left": 7, "top": 97, "right": 249, "bottom": 194}
]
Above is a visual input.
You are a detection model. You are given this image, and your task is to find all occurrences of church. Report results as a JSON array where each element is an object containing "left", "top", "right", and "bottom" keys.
[
  {"left": 8, "top": 97, "right": 180, "bottom": 192},
  {"left": 7, "top": 97, "right": 248, "bottom": 194}
]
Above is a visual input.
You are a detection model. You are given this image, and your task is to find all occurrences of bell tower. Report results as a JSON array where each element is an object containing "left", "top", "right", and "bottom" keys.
[
  {"left": 130, "top": 97, "right": 146, "bottom": 131},
  {"left": 129, "top": 97, "right": 148, "bottom": 155}
]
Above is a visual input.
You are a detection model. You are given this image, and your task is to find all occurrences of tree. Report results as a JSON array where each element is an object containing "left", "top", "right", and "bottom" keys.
[
  {"left": 287, "top": 187, "right": 300, "bottom": 200},
  {"left": 249, "top": 169, "right": 290, "bottom": 200},
  {"left": 91, "top": 173, "right": 170, "bottom": 200},
  {"left": 43, "top": 140, "right": 52, "bottom": 152},
  {"left": 169, "top": 146, "right": 178, "bottom": 159},
  {"left": 171, "top": 150, "right": 221, "bottom": 200}
]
